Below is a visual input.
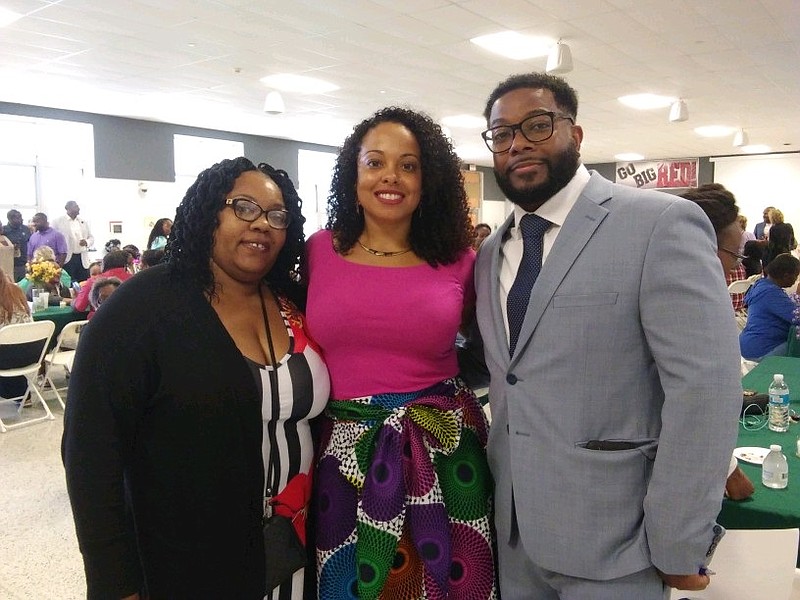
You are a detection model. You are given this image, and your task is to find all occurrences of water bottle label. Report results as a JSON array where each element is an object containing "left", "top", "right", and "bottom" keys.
[{"left": 770, "top": 393, "right": 790, "bottom": 407}]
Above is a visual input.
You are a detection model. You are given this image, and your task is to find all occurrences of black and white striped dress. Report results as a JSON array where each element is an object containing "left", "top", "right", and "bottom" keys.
[{"left": 246, "top": 295, "right": 329, "bottom": 600}]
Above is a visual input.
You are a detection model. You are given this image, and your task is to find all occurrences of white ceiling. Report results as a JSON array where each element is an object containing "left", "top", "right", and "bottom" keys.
[{"left": 1, "top": 0, "right": 798, "bottom": 167}]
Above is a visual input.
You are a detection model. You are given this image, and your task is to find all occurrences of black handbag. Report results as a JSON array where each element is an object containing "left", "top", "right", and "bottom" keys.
[
  {"left": 260, "top": 289, "right": 308, "bottom": 592},
  {"left": 263, "top": 510, "right": 307, "bottom": 590}
]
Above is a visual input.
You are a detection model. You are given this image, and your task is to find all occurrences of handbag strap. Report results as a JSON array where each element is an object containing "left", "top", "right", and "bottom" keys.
[{"left": 258, "top": 285, "right": 280, "bottom": 511}]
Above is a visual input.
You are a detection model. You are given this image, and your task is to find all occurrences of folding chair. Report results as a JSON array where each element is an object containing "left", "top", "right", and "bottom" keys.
[
  {"left": 0, "top": 320, "right": 56, "bottom": 433},
  {"left": 42, "top": 319, "right": 89, "bottom": 409}
]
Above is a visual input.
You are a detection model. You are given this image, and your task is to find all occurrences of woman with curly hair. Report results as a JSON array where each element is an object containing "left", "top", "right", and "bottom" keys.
[
  {"left": 64, "top": 157, "right": 329, "bottom": 599},
  {"left": 306, "top": 107, "right": 497, "bottom": 599}
]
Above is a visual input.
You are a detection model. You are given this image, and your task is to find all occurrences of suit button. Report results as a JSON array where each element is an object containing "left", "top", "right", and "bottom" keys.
[{"left": 506, "top": 373, "right": 517, "bottom": 385}]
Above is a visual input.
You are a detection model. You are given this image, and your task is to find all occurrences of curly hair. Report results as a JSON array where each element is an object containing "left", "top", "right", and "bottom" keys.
[
  {"left": 102, "top": 250, "right": 131, "bottom": 271},
  {"left": 326, "top": 106, "right": 472, "bottom": 266},
  {"left": 679, "top": 183, "right": 739, "bottom": 234},
  {"left": 483, "top": 73, "right": 579, "bottom": 121},
  {"left": 166, "top": 157, "right": 307, "bottom": 307}
]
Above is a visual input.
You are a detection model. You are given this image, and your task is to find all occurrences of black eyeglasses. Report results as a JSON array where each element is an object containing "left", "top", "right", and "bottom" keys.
[
  {"left": 225, "top": 197, "right": 292, "bottom": 229},
  {"left": 481, "top": 111, "right": 575, "bottom": 154},
  {"left": 719, "top": 246, "right": 746, "bottom": 264}
]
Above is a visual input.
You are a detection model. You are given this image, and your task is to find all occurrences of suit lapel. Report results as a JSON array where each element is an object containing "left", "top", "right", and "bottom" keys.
[
  {"left": 484, "top": 212, "right": 515, "bottom": 362},
  {"left": 509, "top": 173, "right": 612, "bottom": 365}
]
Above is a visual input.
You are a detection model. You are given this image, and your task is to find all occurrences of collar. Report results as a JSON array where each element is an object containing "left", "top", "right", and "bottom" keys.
[{"left": 510, "top": 164, "right": 590, "bottom": 239}]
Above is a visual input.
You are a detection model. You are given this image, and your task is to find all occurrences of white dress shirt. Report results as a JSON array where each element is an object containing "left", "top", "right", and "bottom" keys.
[{"left": 499, "top": 164, "right": 591, "bottom": 339}]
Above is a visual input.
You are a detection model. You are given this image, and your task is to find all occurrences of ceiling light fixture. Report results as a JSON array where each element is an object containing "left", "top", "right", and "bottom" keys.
[
  {"left": 440, "top": 114, "right": 485, "bottom": 129},
  {"left": 546, "top": 41, "right": 573, "bottom": 74},
  {"left": 263, "top": 91, "right": 285, "bottom": 114},
  {"left": 733, "top": 129, "right": 749, "bottom": 147},
  {"left": 469, "top": 32, "right": 554, "bottom": 60},
  {"left": 669, "top": 99, "right": 688, "bottom": 122},
  {"left": 694, "top": 125, "right": 737, "bottom": 138},
  {"left": 0, "top": 7, "right": 23, "bottom": 27},
  {"left": 615, "top": 153, "right": 645, "bottom": 162}
]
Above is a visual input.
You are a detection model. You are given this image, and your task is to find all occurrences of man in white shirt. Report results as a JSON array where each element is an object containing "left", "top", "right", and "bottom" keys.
[{"left": 53, "top": 200, "right": 94, "bottom": 282}]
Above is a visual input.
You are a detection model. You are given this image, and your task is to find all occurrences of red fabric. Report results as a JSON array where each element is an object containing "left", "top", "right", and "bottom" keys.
[
  {"left": 72, "top": 267, "right": 132, "bottom": 312},
  {"left": 726, "top": 263, "right": 747, "bottom": 311},
  {"left": 270, "top": 472, "right": 310, "bottom": 545}
]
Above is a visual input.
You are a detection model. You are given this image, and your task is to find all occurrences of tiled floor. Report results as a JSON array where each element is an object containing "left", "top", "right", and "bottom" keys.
[{"left": 0, "top": 377, "right": 86, "bottom": 600}]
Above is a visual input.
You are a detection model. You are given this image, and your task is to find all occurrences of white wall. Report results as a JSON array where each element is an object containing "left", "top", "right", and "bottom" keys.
[{"left": 712, "top": 153, "right": 800, "bottom": 232}]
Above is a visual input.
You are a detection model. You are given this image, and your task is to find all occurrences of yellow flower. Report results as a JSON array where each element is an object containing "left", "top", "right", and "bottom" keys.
[{"left": 26, "top": 260, "right": 61, "bottom": 286}]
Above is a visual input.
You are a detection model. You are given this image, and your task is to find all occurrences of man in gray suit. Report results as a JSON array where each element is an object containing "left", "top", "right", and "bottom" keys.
[{"left": 474, "top": 73, "right": 742, "bottom": 599}]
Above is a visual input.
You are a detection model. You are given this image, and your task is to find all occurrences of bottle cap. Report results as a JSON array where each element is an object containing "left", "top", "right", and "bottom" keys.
[
  {"left": 770, "top": 444, "right": 782, "bottom": 451},
  {"left": 774, "top": 374, "right": 785, "bottom": 383}
]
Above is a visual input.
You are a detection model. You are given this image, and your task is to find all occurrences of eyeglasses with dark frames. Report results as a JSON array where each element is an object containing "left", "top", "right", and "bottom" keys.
[
  {"left": 719, "top": 246, "right": 745, "bottom": 264},
  {"left": 481, "top": 111, "right": 575, "bottom": 154},
  {"left": 225, "top": 197, "right": 292, "bottom": 229}
]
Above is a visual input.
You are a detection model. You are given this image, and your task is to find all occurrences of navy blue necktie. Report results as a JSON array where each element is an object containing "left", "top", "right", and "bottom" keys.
[{"left": 507, "top": 214, "right": 551, "bottom": 356}]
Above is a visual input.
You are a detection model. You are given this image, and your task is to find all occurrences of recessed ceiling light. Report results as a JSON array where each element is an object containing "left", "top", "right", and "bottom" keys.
[
  {"left": 740, "top": 144, "right": 771, "bottom": 154},
  {"left": 694, "top": 125, "right": 736, "bottom": 137},
  {"left": 259, "top": 73, "right": 339, "bottom": 94},
  {"left": 441, "top": 114, "right": 485, "bottom": 129},
  {"left": 0, "top": 7, "right": 23, "bottom": 27},
  {"left": 614, "top": 153, "right": 645, "bottom": 161},
  {"left": 618, "top": 94, "right": 676, "bottom": 110},
  {"left": 470, "top": 32, "right": 555, "bottom": 60}
]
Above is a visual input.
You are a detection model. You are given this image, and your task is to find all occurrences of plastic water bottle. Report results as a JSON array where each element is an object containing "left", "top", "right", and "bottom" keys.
[
  {"left": 762, "top": 444, "right": 789, "bottom": 489},
  {"left": 769, "top": 373, "right": 790, "bottom": 432}
]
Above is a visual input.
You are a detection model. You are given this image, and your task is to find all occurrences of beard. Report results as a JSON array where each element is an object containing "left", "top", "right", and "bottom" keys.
[{"left": 494, "top": 140, "right": 581, "bottom": 211}]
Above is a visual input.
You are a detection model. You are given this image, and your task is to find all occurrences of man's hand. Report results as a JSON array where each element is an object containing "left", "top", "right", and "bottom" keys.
[
  {"left": 725, "top": 465, "right": 755, "bottom": 500},
  {"left": 658, "top": 571, "right": 710, "bottom": 591},
  {"left": 79, "top": 239, "right": 88, "bottom": 247}
]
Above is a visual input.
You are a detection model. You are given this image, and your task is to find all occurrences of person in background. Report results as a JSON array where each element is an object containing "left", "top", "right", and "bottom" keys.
[
  {"left": 146, "top": 218, "right": 173, "bottom": 250},
  {"left": 768, "top": 207, "right": 785, "bottom": 229},
  {"left": 736, "top": 215, "right": 756, "bottom": 255},
  {"left": 679, "top": 183, "right": 754, "bottom": 501},
  {"left": 762, "top": 222, "right": 796, "bottom": 270},
  {"left": 27, "top": 213, "right": 68, "bottom": 265},
  {"left": 103, "top": 238, "right": 121, "bottom": 254},
  {"left": 123, "top": 244, "right": 141, "bottom": 273},
  {"left": 72, "top": 250, "right": 132, "bottom": 315},
  {"left": 87, "top": 260, "right": 102, "bottom": 279},
  {"left": 52, "top": 200, "right": 94, "bottom": 282},
  {"left": 0, "top": 231, "right": 13, "bottom": 278},
  {"left": 472, "top": 222, "right": 492, "bottom": 250},
  {"left": 88, "top": 276, "right": 122, "bottom": 313},
  {"left": 306, "top": 107, "right": 496, "bottom": 600},
  {"left": 753, "top": 206, "right": 774, "bottom": 240},
  {"left": 0, "top": 265, "right": 33, "bottom": 400},
  {"left": 740, "top": 253, "right": 800, "bottom": 362},
  {"left": 742, "top": 241, "right": 764, "bottom": 278},
  {"left": 475, "top": 72, "right": 741, "bottom": 599},
  {"left": 18, "top": 245, "right": 73, "bottom": 305},
  {"left": 139, "top": 248, "right": 165, "bottom": 270},
  {"left": 3, "top": 209, "right": 32, "bottom": 281},
  {"left": 63, "top": 157, "right": 329, "bottom": 600},
  {"left": 680, "top": 184, "right": 748, "bottom": 312}
]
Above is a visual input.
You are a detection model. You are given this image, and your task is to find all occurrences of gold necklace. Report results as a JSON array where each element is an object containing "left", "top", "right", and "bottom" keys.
[{"left": 357, "top": 239, "right": 412, "bottom": 257}]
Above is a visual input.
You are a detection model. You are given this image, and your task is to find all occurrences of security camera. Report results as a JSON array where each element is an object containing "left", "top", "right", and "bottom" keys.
[{"left": 138, "top": 182, "right": 148, "bottom": 194}]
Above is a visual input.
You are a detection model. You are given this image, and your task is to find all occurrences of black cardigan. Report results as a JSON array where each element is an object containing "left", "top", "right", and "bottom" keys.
[{"left": 63, "top": 264, "right": 266, "bottom": 599}]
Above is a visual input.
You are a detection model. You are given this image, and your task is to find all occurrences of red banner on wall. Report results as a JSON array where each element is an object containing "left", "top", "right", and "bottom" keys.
[{"left": 615, "top": 159, "right": 698, "bottom": 189}]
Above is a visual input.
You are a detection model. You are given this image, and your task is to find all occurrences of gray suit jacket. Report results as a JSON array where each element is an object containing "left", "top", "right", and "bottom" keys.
[{"left": 475, "top": 171, "right": 742, "bottom": 580}]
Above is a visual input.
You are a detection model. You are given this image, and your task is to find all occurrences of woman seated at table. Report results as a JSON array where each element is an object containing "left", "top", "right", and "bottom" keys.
[
  {"left": 740, "top": 253, "right": 800, "bottom": 362},
  {"left": 87, "top": 276, "right": 122, "bottom": 316},
  {"left": 72, "top": 249, "right": 132, "bottom": 313},
  {"left": 17, "top": 246, "right": 73, "bottom": 305}
]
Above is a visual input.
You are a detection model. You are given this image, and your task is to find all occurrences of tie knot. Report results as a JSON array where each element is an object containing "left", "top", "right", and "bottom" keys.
[{"left": 519, "top": 213, "right": 551, "bottom": 239}]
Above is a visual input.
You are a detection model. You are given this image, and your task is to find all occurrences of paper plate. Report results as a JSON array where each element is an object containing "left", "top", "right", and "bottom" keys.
[{"left": 733, "top": 446, "right": 771, "bottom": 465}]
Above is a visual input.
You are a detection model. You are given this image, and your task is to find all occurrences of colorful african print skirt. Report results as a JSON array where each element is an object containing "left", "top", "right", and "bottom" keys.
[{"left": 315, "top": 377, "right": 497, "bottom": 600}]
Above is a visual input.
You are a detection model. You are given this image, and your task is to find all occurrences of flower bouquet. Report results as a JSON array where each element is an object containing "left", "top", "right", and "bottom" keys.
[{"left": 26, "top": 260, "right": 62, "bottom": 288}]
